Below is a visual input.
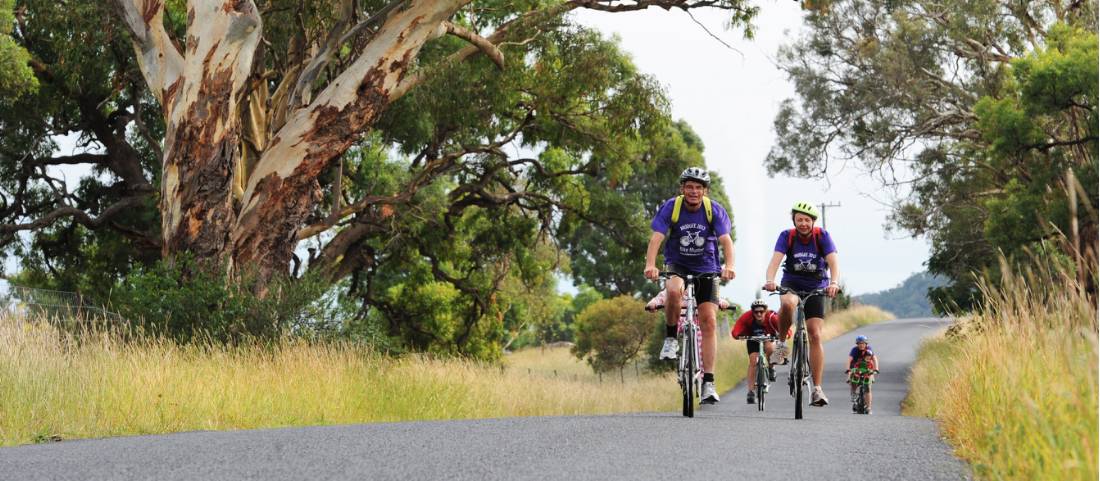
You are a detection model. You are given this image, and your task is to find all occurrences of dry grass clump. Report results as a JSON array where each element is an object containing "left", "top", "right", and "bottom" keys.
[{"left": 904, "top": 258, "right": 1098, "bottom": 481}]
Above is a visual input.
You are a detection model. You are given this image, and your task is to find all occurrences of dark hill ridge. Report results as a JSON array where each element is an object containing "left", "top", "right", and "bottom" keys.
[{"left": 855, "top": 272, "right": 948, "bottom": 318}]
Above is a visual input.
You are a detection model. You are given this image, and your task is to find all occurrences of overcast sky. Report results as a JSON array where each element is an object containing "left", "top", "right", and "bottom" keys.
[{"left": 573, "top": 3, "right": 930, "bottom": 302}]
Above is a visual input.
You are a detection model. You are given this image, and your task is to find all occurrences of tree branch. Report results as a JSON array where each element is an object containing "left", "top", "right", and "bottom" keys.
[
  {"left": 111, "top": 0, "right": 184, "bottom": 106},
  {"left": 443, "top": 21, "right": 504, "bottom": 69},
  {"left": 0, "top": 195, "right": 146, "bottom": 235}
]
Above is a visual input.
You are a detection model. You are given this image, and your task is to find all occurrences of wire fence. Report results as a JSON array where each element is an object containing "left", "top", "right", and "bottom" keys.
[{"left": 2, "top": 285, "right": 125, "bottom": 324}]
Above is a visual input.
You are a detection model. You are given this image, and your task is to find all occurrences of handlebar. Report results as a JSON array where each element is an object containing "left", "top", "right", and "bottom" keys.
[
  {"left": 645, "top": 299, "right": 733, "bottom": 312},
  {"left": 659, "top": 271, "right": 720, "bottom": 281},
  {"left": 769, "top": 286, "right": 828, "bottom": 299},
  {"left": 734, "top": 334, "right": 777, "bottom": 342}
]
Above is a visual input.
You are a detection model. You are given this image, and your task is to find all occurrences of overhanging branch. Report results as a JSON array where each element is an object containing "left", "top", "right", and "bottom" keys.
[
  {"left": 443, "top": 21, "right": 504, "bottom": 69},
  {"left": 0, "top": 195, "right": 146, "bottom": 235}
]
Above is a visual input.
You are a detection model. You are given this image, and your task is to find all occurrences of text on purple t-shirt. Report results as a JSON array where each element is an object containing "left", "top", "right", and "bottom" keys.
[
  {"left": 650, "top": 197, "right": 732, "bottom": 273},
  {"left": 773, "top": 228, "right": 837, "bottom": 289}
]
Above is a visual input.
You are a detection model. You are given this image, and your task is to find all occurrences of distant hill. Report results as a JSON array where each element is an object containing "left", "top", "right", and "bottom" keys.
[{"left": 855, "top": 272, "right": 948, "bottom": 318}]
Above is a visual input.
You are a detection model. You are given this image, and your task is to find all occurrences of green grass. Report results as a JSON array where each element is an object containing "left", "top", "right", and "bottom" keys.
[
  {"left": 903, "top": 263, "right": 1098, "bottom": 481},
  {"left": 0, "top": 305, "right": 892, "bottom": 446}
]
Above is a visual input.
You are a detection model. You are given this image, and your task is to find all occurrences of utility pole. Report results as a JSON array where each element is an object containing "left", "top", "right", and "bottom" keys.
[{"left": 819, "top": 201, "right": 841, "bottom": 229}]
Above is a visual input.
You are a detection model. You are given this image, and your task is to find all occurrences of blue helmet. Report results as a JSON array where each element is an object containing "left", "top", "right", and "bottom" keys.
[{"left": 855, "top": 335, "right": 868, "bottom": 344}]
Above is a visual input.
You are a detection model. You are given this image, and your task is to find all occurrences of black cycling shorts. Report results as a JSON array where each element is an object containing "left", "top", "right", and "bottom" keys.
[
  {"left": 746, "top": 339, "right": 761, "bottom": 355},
  {"left": 782, "top": 281, "right": 827, "bottom": 319},
  {"left": 665, "top": 264, "right": 720, "bottom": 305}
]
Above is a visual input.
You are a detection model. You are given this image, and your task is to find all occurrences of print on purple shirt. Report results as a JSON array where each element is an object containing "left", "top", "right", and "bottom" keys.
[
  {"left": 650, "top": 197, "right": 732, "bottom": 273},
  {"left": 773, "top": 228, "right": 837, "bottom": 290}
]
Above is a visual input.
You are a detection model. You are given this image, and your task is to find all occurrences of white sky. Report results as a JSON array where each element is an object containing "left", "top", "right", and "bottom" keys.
[{"left": 573, "top": 3, "right": 930, "bottom": 303}]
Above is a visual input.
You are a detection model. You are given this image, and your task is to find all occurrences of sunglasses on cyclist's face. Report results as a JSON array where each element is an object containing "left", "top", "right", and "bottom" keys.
[
  {"left": 857, "top": 342, "right": 868, "bottom": 347},
  {"left": 752, "top": 309, "right": 765, "bottom": 314}
]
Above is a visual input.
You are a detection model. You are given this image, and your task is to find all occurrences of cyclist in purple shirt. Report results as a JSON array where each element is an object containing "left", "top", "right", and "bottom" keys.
[
  {"left": 763, "top": 201, "right": 841, "bottom": 407},
  {"left": 644, "top": 167, "right": 736, "bottom": 404}
]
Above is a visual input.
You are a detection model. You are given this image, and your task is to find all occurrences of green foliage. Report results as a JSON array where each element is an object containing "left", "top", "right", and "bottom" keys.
[
  {"left": 571, "top": 296, "right": 653, "bottom": 378},
  {"left": 109, "top": 256, "right": 330, "bottom": 342},
  {"left": 0, "top": 0, "right": 36, "bottom": 99},
  {"left": 2, "top": 0, "right": 163, "bottom": 286},
  {"left": 561, "top": 120, "right": 735, "bottom": 298},
  {"left": 770, "top": 1, "right": 1098, "bottom": 311}
]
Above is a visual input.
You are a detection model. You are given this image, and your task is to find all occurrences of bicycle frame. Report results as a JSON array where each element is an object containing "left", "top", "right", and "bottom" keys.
[
  {"left": 678, "top": 275, "right": 701, "bottom": 418},
  {"left": 772, "top": 287, "right": 826, "bottom": 420},
  {"left": 741, "top": 334, "right": 776, "bottom": 411},
  {"left": 660, "top": 272, "right": 710, "bottom": 418},
  {"left": 849, "top": 365, "right": 873, "bottom": 414}
]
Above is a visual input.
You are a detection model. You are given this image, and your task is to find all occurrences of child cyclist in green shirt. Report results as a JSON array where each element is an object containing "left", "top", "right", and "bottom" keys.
[{"left": 846, "top": 335, "right": 879, "bottom": 414}]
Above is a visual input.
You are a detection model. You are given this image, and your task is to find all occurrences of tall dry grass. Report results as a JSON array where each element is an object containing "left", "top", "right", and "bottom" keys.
[
  {"left": 904, "top": 257, "right": 1098, "bottom": 481},
  {"left": 0, "top": 316, "right": 680, "bottom": 447},
  {"left": 0, "top": 305, "right": 891, "bottom": 447}
]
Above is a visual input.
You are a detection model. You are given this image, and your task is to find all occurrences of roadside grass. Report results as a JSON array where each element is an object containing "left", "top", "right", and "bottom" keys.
[
  {"left": 0, "top": 315, "right": 680, "bottom": 447},
  {"left": 0, "top": 305, "right": 892, "bottom": 447},
  {"left": 509, "top": 304, "right": 895, "bottom": 399},
  {"left": 821, "top": 304, "right": 896, "bottom": 339},
  {"left": 903, "top": 261, "right": 1098, "bottom": 481}
]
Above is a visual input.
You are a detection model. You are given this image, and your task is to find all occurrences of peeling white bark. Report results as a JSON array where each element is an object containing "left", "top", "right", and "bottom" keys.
[
  {"left": 112, "top": 0, "right": 185, "bottom": 106},
  {"left": 237, "top": 0, "right": 466, "bottom": 218},
  {"left": 118, "top": 0, "right": 262, "bottom": 259}
]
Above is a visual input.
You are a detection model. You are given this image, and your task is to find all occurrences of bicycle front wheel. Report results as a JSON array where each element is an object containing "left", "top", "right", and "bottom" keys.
[
  {"left": 793, "top": 332, "right": 806, "bottom": 419},
  {"left": 756, "top": 361, "right": 766, "bottom": 411},
  {"left": 681, "top": 333, "right": 695, "bottom": 418}
]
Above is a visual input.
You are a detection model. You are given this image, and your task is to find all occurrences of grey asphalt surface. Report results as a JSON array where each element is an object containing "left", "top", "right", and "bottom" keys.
[{"left": 0, "top": 317, "right": 969, "bottom": 481}]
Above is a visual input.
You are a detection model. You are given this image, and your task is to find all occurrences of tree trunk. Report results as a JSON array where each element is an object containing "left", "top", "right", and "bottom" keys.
[
  {"left": 161, "top": 3, "right": 262, "bottom": 268},
  {"left": 116, "top": 0, "right": 468, "bottom": 286},
  {"left": 229, "top": 1, "right": 464, "bottom": 283}
]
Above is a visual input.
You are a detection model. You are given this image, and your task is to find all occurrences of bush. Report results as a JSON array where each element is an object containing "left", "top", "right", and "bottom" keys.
[
  {"left": 109, "top": 256, "right": 328, "bottom": 342},
  {"left": 571, "top": 296, "right": 652, "bottom": 382}
]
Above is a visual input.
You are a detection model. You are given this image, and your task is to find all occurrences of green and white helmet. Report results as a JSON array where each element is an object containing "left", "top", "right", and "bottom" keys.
[{"left": 791, "top": 201, "right": 819, "bottom": 220}]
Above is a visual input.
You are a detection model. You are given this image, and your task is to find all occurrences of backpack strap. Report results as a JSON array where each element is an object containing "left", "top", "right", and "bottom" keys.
[
  {"left": 786, "top": 227, "right": 823, "bottom": 254},
  {"left": 671, "top": 195, "right": 713, "bottom": 226}
]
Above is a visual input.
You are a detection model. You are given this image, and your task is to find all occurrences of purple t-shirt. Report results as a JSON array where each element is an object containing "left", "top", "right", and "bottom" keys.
[
  {"left": 651, "top": 197, "right": 732, "bottom": 273},
  {"left": 773, "top": 228, "right": 837, "bottom": 290}
]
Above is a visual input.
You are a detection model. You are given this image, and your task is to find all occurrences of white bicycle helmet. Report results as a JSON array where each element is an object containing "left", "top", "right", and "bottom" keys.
[{"left": 679, "top": 167, "right": 710, "bottom": 187}]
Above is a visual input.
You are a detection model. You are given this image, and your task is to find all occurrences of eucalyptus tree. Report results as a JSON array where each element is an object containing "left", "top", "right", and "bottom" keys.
[
  {"left": 2, "top": 1, "right": 755, "bottom": 350},
  {"left": 767, "top": 0, "right": 1097, "bottom": 310},
  {"left": 1, "top": 0, "right": 759, "bottom": 290}
]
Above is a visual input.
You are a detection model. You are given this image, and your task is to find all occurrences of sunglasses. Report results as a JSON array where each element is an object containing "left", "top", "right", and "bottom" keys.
[{"left": 752, "top": 309, "right": 765, "bottom": 314}]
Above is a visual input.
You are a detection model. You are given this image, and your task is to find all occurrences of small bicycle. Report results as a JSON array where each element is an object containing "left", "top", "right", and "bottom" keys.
[
  {"left": 771, "top": 286, "right": 826, "bottom": 420},
  {"left": 847, "top": 366, "right": 877, "bottom": 414},
  {"left": 736, "top": 333, "right": 777, "bottom": 411}
]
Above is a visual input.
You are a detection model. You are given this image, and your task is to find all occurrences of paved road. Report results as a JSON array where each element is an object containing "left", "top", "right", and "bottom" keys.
[{"left": 1, "top": 317, "right": 968, "bottom": 480}]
